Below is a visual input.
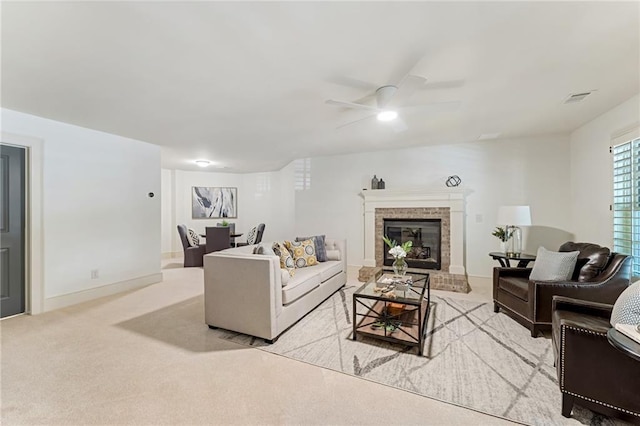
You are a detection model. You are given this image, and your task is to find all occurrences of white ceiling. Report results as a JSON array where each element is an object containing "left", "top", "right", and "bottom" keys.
[{"left": 2, "top": 2, "right": 639, "bottom": 172}]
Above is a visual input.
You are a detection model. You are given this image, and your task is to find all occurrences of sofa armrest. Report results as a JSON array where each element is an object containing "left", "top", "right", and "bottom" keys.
[
  {"left": 552, "top": 295, "right": 613, "bottom": 319},
  {"left": 325, "top": 238, "right": 347, "bottom": 272},
  {"left": 204, "top": 252, "right": 282, "bottom": 340}
]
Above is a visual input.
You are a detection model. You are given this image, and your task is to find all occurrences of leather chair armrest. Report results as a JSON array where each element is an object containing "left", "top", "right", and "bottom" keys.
[
  {"left": 494, "top": 267, "right": 532, "bottom": 278},
  {"left": 552, "top": 295, "right": 613, "bottom": 319},
  {"left": 531, "top": 279, "right": 622, "bottom": 325}
]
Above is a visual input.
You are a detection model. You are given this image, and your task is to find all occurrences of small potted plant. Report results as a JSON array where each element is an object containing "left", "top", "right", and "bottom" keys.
[{"left": 492, "top": 226, "right": 511, "bottom": 253}]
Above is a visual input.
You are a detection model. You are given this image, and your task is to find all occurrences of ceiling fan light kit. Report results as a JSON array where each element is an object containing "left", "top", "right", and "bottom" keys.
[
  {"left": 326, "top": 61, "right": 461, "bottom": 132},
  {"left": 377, "top": 110, "right": 398, "bottom": 122}
]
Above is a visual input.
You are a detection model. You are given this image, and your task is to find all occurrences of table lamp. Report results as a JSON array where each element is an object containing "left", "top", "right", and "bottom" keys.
[{"left": 497, "top": 206, "right": 532, "bottom": 257}]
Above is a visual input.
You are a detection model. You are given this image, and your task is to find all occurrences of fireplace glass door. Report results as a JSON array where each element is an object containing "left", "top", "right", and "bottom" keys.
[{"left": 383, "top": 219, "right": 441, "bottom": 270}]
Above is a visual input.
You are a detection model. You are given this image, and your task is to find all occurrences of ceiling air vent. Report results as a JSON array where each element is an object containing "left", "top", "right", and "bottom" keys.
[{"left": 564, "top": 91, "right": 593, "bottom": 104}]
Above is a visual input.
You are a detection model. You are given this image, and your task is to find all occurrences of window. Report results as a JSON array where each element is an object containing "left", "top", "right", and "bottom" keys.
[
  {"left": 294, "top": 158, "right": 311, "bottom": 191},
  {"left": 612, "top": 133, "right": 640, "bottom": 276}
]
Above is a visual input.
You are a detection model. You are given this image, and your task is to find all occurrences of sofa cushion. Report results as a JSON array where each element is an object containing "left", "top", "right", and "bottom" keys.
[
  {"left": 610, "top": 280, "right": 640, "bottom": 326},
  {"left": 281, "top": 269, "right": 290, "bottom": 287},
  {"left": 499, "top": 276, "right": 529, "bottom": 302},
  {"left": 296, "top": 235, "right": 327, "bottom": 262},
  {"left": 559, "top": 242, "right": 611, "bottom": 282},
  {"left": 272, "top": 241, "right": 295, "bottom": 277},
  {"left": 285, "top": 239, "right": 318, "bottom": 268},
  {"left": 530, "top": 247, "right": 579, "bottom": 281},
  {"left": 315, "top": 261, "right": 343, "bottom": 282},
  {"left": 253, "top": 244, "right": 276, "bottom": 256},
  {"left": 326, "top": 249, "right": 341, "bottom": 261},
  {"left": 282, "top": 267, "right": 321, "bottom": 305}
]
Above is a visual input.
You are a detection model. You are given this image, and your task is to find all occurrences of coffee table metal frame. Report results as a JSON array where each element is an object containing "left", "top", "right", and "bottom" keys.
[{"left": 352, "top": 273, "right": 430, "bottom": 356}]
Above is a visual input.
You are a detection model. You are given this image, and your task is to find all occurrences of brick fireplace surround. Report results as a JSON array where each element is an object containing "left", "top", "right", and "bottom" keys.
[{"left": 361, "top": 188, "right": 470, "bottom": 293}]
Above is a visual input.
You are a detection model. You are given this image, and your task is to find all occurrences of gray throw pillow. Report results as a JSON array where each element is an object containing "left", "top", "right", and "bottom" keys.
[
  {"left": 296, "top": 235, "right": 327, "bottom": 262},
  {"left": 529, "top": 246, "right": 579, "bottom": 281},
  {"left": 611, "top": 281, "right": 640, "bottom": 326}
]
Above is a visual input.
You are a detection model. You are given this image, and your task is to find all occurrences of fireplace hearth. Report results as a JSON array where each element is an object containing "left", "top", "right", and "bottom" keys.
[{"left": 383, "top": 219, "right": 441, "bottom": 270}]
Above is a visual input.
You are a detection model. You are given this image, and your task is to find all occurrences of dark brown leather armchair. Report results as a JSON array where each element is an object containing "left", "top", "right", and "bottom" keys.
[
  {"left": 552, "top": 296, "right": 640, "bottom": 422},
  {"left": 493, "top": 242, "right": 631, "bottom": 337}
]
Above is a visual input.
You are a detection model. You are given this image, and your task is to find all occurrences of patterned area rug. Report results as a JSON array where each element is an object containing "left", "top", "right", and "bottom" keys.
[{"left": 210, "top": 284, "right": 625, "bottom": 426}]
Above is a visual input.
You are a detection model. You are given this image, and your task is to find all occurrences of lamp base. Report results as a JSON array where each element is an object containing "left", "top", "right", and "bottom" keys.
[{"left": 505, "top": 226, "right": 523, "bottom": 259}]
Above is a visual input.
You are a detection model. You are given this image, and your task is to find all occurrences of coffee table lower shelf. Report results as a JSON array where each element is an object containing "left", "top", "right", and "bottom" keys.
[{"left": 353, "top": 299, "right": 429, "bottom": 355}]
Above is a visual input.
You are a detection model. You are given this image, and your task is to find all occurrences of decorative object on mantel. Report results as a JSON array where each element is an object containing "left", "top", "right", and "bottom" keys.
[
  {"left": 378, "top": 178, "right": 386, "bottom": 189},
  {"left": 371, "top": 175, "right": 379, "bottom": 190},
  {"left": 497, "top": 205, "right": 531, "bottom": 257},
  {"left": 383, "top": 235, "right": 412, "bottom": 276},
  {"left": 445, "top": 175, "right": 461, "bottom": 187}
]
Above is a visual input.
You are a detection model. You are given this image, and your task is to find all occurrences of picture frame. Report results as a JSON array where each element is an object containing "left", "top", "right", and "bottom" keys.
[{"left": 192, "top": 186, "right": 237, "bottom": 219}]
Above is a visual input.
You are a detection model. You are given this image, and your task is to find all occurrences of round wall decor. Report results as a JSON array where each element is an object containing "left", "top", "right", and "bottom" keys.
[{"left": 446, "top": 175, "right": 461, "bottom": 187}]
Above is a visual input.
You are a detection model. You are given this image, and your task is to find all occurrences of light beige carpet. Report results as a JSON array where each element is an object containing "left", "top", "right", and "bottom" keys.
[{"left": 1, "top": 263, "right": 515, "bottom": 425}]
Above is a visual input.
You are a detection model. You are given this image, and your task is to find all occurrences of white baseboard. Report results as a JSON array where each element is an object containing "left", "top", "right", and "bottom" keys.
[
  {"left": 162, "top": 251, "right": 182, "bottom": 259},
  {"left": 43, "top": 273, "right": 163, "bottom": 312}
]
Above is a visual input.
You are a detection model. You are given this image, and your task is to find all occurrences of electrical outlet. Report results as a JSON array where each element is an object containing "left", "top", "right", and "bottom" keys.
[
  {"left": 475, "top": 214, "right": 483, "bottom": 223},
  {"left": 91, "top": 269, "right": 99, "bottom": 279}
]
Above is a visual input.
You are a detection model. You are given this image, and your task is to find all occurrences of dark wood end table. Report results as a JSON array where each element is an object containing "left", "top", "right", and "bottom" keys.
[{"left": 489, "top": 252, "right": 536, "bottom": 268}]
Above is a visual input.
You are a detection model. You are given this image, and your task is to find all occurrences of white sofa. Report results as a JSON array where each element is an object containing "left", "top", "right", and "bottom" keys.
[{"left": 204, "top": 238, "right": 347, "bottom": 342}]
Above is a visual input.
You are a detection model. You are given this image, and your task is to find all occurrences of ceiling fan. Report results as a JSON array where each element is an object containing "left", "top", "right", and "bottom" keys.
[{"left": 325, "top": 70, "right": 461, "bottom": 132}]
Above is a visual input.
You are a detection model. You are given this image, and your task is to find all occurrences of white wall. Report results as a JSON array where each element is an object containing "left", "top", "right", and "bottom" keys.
[
  {"left": 294, "top": 135, "right": 573, "bottom": 277},
  {"left": 570, "top": 94, "right": 640, "bottom": 246},
  {"left": 1, "top": 108, "right": 161, "bottom": 300},
  {"left": 161, "top": 169, "right": 174, "bottom": 255},
  {"left": 162, "top": 164, "right": 296, "bottom": 254}
]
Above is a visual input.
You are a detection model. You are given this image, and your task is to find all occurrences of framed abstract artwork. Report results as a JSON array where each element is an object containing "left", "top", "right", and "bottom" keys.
[{"left": 192, "top": 187, "right": 237, "bottom": 219}]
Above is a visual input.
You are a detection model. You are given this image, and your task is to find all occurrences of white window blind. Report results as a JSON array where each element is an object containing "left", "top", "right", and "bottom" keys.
[{"left": 612, "top": 136, "right": 640, "bottom": 276}]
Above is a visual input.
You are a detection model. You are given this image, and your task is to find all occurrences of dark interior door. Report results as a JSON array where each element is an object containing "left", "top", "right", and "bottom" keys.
[{"left": 1, "top": 144, "right": 26, "bottom": 318}]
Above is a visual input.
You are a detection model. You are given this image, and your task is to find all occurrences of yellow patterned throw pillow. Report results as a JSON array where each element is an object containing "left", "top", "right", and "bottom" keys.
[
  {"left": 272, "top": 241, "right": 295, "bottom": 277},
  {"left": 285, "top": 239, "right": 318, "bottom": 268}
]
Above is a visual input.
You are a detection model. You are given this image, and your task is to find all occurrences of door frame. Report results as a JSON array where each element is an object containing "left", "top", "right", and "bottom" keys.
[{"left": 1, "top": 132, "right": 44, "bottom": 315}]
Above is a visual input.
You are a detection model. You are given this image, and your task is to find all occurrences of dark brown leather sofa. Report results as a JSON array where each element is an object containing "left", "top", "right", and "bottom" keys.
[
  {"left": 552, "top": 296, "right": 640, "bottom": 423},
  {"left": 493, "top": 242, "right": 631, "bottom": 337}
]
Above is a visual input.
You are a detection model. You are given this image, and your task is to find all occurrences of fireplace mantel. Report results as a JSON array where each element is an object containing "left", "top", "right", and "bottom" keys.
[{"left": 361, "top": 187, "right": 468, "bottom": 277}]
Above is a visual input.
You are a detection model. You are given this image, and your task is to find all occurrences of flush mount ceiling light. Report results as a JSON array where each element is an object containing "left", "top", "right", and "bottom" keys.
[
  {"left": 377, "top": 110, "right": 398, "bottom": 122},
  {"left": 195, "top": 160, "right": 211, "bottom": 167}
]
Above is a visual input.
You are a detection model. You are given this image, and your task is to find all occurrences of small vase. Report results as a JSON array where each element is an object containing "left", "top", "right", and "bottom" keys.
[{"left": 392, "top": 257, "right": 408, "bottom": 277}]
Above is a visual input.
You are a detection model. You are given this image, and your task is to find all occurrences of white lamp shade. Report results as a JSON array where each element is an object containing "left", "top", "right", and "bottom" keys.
[{"left": 497, "top": 205, "right": 531, "bottom": 226}]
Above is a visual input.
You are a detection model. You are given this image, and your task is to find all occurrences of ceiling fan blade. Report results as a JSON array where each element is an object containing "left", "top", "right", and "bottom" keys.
[
  {"left": 326, "top": 99, "right": 379, "bottom": 112},
  {"left": 421, "top": 79, "right": 466, "bottom": 91},
  {"left": 336, "top": 114, "right": 376, "bottom": 130},
  {"left": 391, "top": 117, "right": 408, "bottom": 133},
  {"left": 387, "top": 51, "right": 425, "bottom": 86},
  {"left": 386, "top": 75, "right": 427, "bottom": 108},
  {"left": 400, "top": 100, "right": 461, "bottom": 113},
  {"left": 326, "top": 75, "right": 378, "bottom": 91}
]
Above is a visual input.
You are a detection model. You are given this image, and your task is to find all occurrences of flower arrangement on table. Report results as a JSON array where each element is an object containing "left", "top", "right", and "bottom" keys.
[
  {"left": 383, "top": 235, "right": 413, "bottom": 277},
  {"left": 491, "top": 226, "right": 511, "bottom": 242}
]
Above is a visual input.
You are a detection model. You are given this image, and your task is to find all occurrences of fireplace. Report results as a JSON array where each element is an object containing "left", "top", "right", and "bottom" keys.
[
  {"left": 383, "top": 219, "right": 441, "bottom": 270},
  {"left": 361, "top": 187, "right": 469, "bottom": 293}
]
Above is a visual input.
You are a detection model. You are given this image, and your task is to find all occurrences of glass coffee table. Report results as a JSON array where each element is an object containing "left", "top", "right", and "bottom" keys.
[{"left": 352, "top": 273, "right": 431, "bottom": 356}]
